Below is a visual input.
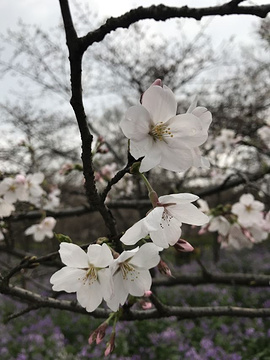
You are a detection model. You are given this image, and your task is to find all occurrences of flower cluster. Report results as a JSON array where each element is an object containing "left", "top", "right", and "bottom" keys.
[
  {"left": 50, "top": 242, "right": 160, "bottom": 312},
  {"left": 198, "top": 194, "right": 269, "bottom": 250},
  {"left": 0, "top": 173, "right": 61, "bottom": 218},
  {"left": 120, "top": 79, "right": 212, "bottom": 173},
  {"left": 51, "top": 80, "right": 210, "bottom": 319},
  {"left": 0, "top": 172, "right": 60, "bottom": 242},
  {"left": 25, "top": 217, "right": 56, "bottom": 242}
]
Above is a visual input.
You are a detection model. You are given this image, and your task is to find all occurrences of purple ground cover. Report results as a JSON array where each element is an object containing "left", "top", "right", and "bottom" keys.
[{"left": 1, "top": 242, "right": 269, "bottom": 359}]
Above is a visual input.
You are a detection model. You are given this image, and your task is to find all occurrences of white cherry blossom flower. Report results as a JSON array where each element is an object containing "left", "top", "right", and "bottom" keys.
[
  {"left": 0, "top": 175, "right": 28, "bottom": 204},
  {"left": 106, "top": 243, "right": 160, "bottom": 312},
  {"left": 197, "top": 199, "right": 210, "bottom": 214},
  {"left": 257, "top": 125, "right": 270, "bottom": 149},
  {"left": 186, "top": 98, "right": 212, "bottom": 169},
  {"left": 50, "top": 243, "right": 114, "bottom": 312},
  {"left": 44, "top": 188, "right": 61, "bottom": 211},
  {"left": 208, "top": 216, "right": 231, "bottom": 237},
  {"left": 231, "top": 194, "right": 264, "bottom": 227},
  {"left": 26, "top": 173, "right": 45, "bottom": 205},
  {"left": 25, "top": 216, "right": 56, "bottom": 241},
  {"left": 120, "top": 193, "right": 209, "bottom": 249},
  {"left": 221, "top": 224, "right": 253, "bottom": 250},
  {"left": 0, "top": 198, "right": 15, "bottom": 218},
  {"left": 120, "top": 81, "right": 212, "bottom": 173}
]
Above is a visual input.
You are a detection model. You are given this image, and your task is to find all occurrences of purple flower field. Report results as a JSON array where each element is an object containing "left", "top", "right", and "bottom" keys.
[{"left": 1, "top": 243, "right": 270, "bottom": 360}]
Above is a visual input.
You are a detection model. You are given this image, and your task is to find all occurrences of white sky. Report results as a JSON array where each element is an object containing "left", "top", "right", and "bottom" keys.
[
  {"left": 0, "top": 0, "right": 268, "bottom": 103},
  {"left": 0, "top": 0, "right": 268, "bottom": 40}
]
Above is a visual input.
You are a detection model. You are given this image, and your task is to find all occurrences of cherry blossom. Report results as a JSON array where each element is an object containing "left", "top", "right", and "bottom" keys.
[
  {"left": 231, "top": 194, "right": 264, "bottom": 227},
  {"left": 120, "top": 193, "right": 209, "bottom": 248},
  {"left": 50, "top": 242, "right": 114, "bottom": 312},
  {"left": 257, "top": 124, "right": 270, "bottom": 149},
  {"left": 221, "top": 224, "right": 253, "bottom": 250},
  {"left": 106, "top": 243, "right": 160, "bottom": 312},
  {"left": 120, "top": 80, "right": 212, "bottom": 173},
  {"left": 26, "top": 173, "right": 45, "bottom": 205},
  {"left": 25, "top": 216, "right": 56, "bottom": 241},
  {"left": 44, "top": 188, "right": 61, "bottom": 211},
  {"left": 0, "top": 197, "right": 15, "bottom": 218},
  {"left": 0, "top": 175, "right": 28, "bottom": 204},
  {"left": 208, "top": 216, "right": 231, "bottom": 237}
]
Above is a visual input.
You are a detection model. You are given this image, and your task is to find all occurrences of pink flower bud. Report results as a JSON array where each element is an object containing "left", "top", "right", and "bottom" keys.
[
  {"left": 104, "top": 333, "right": 115, "bottom": 356},
  {"left": 242, "top": 228, "right": 255, "bottom": 243},
  {"left": 174, "top": 239, "right": 194, "bottom": 253},
  {"left": 152, "top": 78, "right": 163, "bottom": 87},
  {"left": 89, "top": 322, "right": 108, "bottom": 345},
  {"left": 140, "top": 78, "right": 163, "bottom": 103},
  {"left": 158, "top": 259, "right": 172, "bottom": 277},
  {"left": 141, "top": 301, "right": 152, "bottom": 310},
  {"left": 88, "top": 330, "right": 97, "bottom": 345},
  {"left": 97, "top": 135, "right": 104, "bottom": 143},
  {"left": 59, "top": 163, "right": 73, "bottom": 175},
  {"left": 144, "top": 290, "right": 152, "bottom": 297},
  {"left": 15, "top": 174, "right": 26, "bottom": 184}
]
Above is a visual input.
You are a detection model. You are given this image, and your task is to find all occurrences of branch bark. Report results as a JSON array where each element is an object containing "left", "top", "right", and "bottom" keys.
[
  {"left": 58, "top": 0, "right": 117, "bottom": 236},
  {"left": 80, "top": 2, "right": 270, "bottom": 51},
  {"left": 1, "top": 282, "right": 270, "bottom": 321}
]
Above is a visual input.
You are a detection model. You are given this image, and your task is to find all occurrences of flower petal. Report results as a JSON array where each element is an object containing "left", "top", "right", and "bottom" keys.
[
  {"left": 142, "top": 85, "right": 177, "bottom": 124},
  {"left": 150, "top": 215, "right": 182, "bottom": 248},
  {"left": 106, "top": 271, "right": 128, "bottom": 311},
  {"left": 159, "top": 193, "right": 198, "bottom": 205},
  {"left": 191, "top": 106, "right": 212, "bottom": 131},
  {"left": 50, "top": 267, "right": 85, "bottom": 292},
  {"left": 121, "top": 105, "right": 151, "bottom": 141},
  {"left": 87, "top": 243, "right": 113, "bottom": 268},
  {"left": 59, "top": 243, "right": 89, "bottom": 268},
  {"left": 131, "top": 243, "right": 161, "bottom": 268},
  {"left": 77, "top": 280, "right": 103, "bottom": 312},
  {"left": 158, "top": 145, "right": 194, "bottom": 172},
  {"left": 167, "top": 113, "right": 208, "bottom": 148},
  {"left": 120, "top": 218, "right": 149, "bottom": 246},
  {"left": 168, "top": 203, "right": 209, "bottom": 226},
  {"left": 139, "top": 145, "right": 162, "bottom": 172},
  {"left": 130, "top": 136, "right": 153, "bottom": 159},
  {"left": 125, "top": 269, "right": 152, "bottom": 297}
]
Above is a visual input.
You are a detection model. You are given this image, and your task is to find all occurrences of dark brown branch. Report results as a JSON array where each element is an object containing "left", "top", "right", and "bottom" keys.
[
  {"left": 2, "top": 246, "right": 270, "bottom": 288},
  {"left": 80, "top": 2, "right": 270, "bottom": 51},
  {"left": 152, "top": 272, "right": 270, "bottom": 287},
  {"left": 7, "top": 165, "right": 270, "bottom": 222},
  {"left": 58, "top": 0, "right": 117, "bottom": 236},
  {"left": 7, "top": 200, "right": 151, "bottom": 222},
  {"left": 197, "top": 167, "right": 270, "bottom": 198},
  {"left": 1, "top": 283, "right": 270, "bottom": 321}
]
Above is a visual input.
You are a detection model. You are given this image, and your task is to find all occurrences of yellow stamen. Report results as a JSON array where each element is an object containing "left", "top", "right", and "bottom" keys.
[{"left": 149, "top": 122, "right": 174, "bottom": 142}]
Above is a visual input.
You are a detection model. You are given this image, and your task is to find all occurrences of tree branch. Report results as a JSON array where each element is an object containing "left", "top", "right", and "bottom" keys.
[
  {"left": 152, "top": 272, "right": 270, "bottom": 287},
  {"left": 58, "top": 0, "right": 117, "bottom": 236},
  {"left": 80, "top": 2, "right": 270, "bottom": 51},
  {"left": 1, "top": 282, "right": 270, "bottom": 321}
]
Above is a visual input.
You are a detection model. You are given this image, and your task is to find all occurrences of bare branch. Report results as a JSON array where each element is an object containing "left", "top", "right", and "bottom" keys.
[
  {"left": 1, "top": 282, "right": 270, "bottom": 321},
  {"left": 152, "top": 272, "right": 270, "bottom": 287},
  {"left": 81, "top": 2, "right": 270, "bottom": 51},
  {"left": 58, "top": 0, "right": 117, "bottom": 236}
]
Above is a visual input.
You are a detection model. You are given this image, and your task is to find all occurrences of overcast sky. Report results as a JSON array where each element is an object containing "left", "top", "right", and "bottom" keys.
[
  {"left": 0, "top": 0, "right": 268, "bottom": 103},
  {"left": 0, "top": 0, "right": 268, "bottom": 41}
]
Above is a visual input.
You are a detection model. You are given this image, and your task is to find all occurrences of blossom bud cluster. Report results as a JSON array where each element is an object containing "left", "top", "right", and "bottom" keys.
[{"left": 198, "top": 194, "right": 270, "bottom": 250}]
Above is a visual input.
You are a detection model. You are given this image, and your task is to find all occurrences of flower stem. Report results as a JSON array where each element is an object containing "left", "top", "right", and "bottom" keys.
[{"left": 139, "top": 173, "right": 158, "bottom": 207}]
